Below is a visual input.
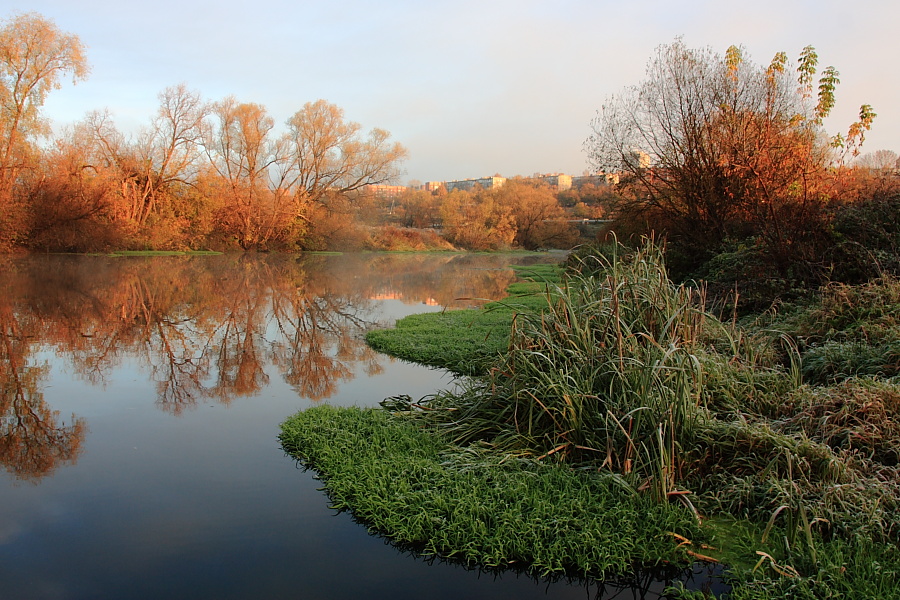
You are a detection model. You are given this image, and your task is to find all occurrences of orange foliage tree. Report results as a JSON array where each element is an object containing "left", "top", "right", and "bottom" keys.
[
  {"left": 201, "top": 97, "right": 300, "bottom": 250},
  {"left": 439, "top": 187, "right": 516, "bottom": 250},
  {"left": 0, "top": 12, "right": 88, "bottom": 249},
  {"left": 492, "top": 179, "right": 578, "bottom": 250},
  {"left": 587, "top": 40, "right": 875, "bottom": 275}
]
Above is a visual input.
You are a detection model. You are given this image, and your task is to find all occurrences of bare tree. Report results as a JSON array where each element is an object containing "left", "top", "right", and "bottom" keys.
[
  {"left": 280, "top": 99, "right": 407, "bottom": 205},
  {"left": 855, "top": 149, "right": 899, "bottom": 172},
  {"left": 83, "top": 85, "right": 207, "bottom": 227},
  {"left": 203, "top": 97, "right": 302, "bottom": 249}
]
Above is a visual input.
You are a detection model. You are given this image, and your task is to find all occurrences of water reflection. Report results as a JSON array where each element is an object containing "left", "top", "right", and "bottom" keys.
[
  {"left": 0, "top": 252, "right": 731, "bottom": 600},
  {"left": 383, "top": 536, "right": 727, "bottom": 599},
  {"left": 0, "top": 297, "right": 87, "bottom": 482},
  {"left": 0, "top": 252, "right": 530, "bottom": 481}
]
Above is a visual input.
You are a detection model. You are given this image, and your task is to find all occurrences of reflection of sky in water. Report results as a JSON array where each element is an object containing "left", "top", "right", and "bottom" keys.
[{"left": 0, "top": 253, "right": 719, "bottom": 599}]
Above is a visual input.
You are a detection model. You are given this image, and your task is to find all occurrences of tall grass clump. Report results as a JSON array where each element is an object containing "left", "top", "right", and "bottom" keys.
[
  {"left": 406, "top": 240, "right": 711, "bottom": 500},
  {"left": 284, "top": 239, "right": 900, "bottom": 596},
  {"left": 393, "top": 242, "right": 897, "bottom": 541},
  {"left": 772, "top": 276, "right": 900, "bottom": 385}
]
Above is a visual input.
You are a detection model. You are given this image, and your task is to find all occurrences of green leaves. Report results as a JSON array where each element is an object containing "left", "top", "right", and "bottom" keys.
[
  {"left": 815, "top": 65, "right": 840, "bottom": 123},
  {"left": 797, "top": 45, "right": 818, "bottom": 97}
]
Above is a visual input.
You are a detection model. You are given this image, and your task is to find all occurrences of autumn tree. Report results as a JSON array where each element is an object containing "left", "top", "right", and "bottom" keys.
[
  {"left": 0, "top": 12, "right": 88, "bottom": 248},
  {"left": 201, "top": 97, "right": 302, "bottom": 249},
  {"left": 493, "top": 179, "right": 578, "bottom": 249},
  {"left": 853, "top": 149, "right": 900, "bottom": 196},
  {"left": 824, "top": 150, "right": 900, "bottom": 206},
  {"left": 587, "top": 40, "right": 875, "bottom": 274},
  {"left": 259, "top": 99, "right": 406, "bottom": 249},
  {"left": 280, "top": 100, "right": 408, "bottom": 205},
  {"left": 856, "top": 149, "right": 899, "bottom": 172},
  {"left": 77, "top": 84, "right": 208, "bottom": 248},
  {"left": 558, "top": 182, "right": 615, "bottom": 218},
  {"left": 26, "top": 121, "right": 119, "bottom": 250},
  {"left": 440, "top": 187, "right": 516, "bottom": 250},
  {"left": 131, "top": 84, "right": 208, "bottom": 227},
  {"left": 399, "top": 188, "right": 442, "bottom": 228}
]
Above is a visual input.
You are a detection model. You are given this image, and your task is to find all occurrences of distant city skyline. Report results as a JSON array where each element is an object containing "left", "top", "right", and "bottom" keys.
[{"left": 9, "top": 0, "right": 899, "bottom": 184}]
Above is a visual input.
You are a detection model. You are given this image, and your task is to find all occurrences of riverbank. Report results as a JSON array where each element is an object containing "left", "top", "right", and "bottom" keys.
[
  {"left": 364, "top": 263, "right": 561, "bottom": 375},
  {"left": 280, "top": 241, "right": 900, "bottom": 599}
]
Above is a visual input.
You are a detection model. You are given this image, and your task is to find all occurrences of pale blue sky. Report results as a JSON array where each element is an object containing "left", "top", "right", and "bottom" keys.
[{"left": 9, "top": 0, "right": 899, "bottom": 183}]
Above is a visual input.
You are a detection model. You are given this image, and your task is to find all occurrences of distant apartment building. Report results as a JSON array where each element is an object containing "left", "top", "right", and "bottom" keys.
[
  {"left": 363, "top": 184, "right": 408, "bottom": 198},
  {"left": 444, "top": 176, "right": 506, "bottom": 192},
  {"left": 423, "top": 181, "right": 444, "bottom": 193},
  {"left": 626, "top": 150, "right": 652, "bottom": 170},
  {"left": 531, "top": 173, "right": 572, "bottom": 191}
]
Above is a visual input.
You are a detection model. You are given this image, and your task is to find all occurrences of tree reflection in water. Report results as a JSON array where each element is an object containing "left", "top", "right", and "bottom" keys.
[
  {"left": 0, "top": 302, "right": 86, "bottom": 481},
  {"left": 0, "top": 252, "right": 531, "bottom": 481}
]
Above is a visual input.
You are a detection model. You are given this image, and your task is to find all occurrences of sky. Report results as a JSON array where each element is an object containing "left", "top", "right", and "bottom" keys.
[{"left": 7, "top": 0, "right": 900, "bottom": 184}]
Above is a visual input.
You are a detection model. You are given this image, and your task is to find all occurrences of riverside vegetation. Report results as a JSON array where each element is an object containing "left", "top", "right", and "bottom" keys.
[
  {"left": 280, "top": 240, "right": 900, "bottom": 599},
  {"left": 279, "top": 40, "right": 900, "bottom": 600}
]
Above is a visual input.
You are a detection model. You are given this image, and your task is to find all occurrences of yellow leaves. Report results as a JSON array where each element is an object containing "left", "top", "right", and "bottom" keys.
[
  {"left": 767, "top": 51, "right": 787, "bottom": 76},
  {"left": 725, "top": 45, "right": 743, "bottom": 82},
  {"left": 753, "top": 551, "right": 801, "bottom": 578},
  {"left": 1, "top": 11, "right": 89, "bottom": 196}
]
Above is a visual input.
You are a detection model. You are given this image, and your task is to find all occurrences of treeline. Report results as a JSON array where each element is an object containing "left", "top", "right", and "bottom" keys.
[
  {"left": 353, "top": 179, "right": 616, "bottom": 251},
  {"left": 5, "top": 14, "right": 898, "bottom": 259},
  {"left": 25, "top": 90, "right": 410, "bottom": 252},
  {"left": 0, "top": 12, "right": 603, "bottom": 253},
  {"left": 1, "top": 13, "right": 415, "bottom": 252}
]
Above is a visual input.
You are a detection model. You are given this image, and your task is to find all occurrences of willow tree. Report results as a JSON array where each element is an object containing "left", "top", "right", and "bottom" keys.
[
  {"left": 586, "top": 40, "right": 875, "bottom": 273},
  {"left": 82, "top": 84, "right": 208, "bottom": 229},
  {"left": 280, "top": 99, "right": 407, "bottom": 210},
  {"left": 0, "top": 12, "right": 88, "bottom": 247},
  {"left": 202, "top": 97, "right": 292, "bottom": 250}
]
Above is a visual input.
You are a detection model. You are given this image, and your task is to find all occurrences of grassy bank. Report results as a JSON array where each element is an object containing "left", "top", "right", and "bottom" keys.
[
  {"left": 104, "top": 250, "right": 224, "bottom": 256},
  {"left": 365, "top": 263, "right": 561, "bottom": 375},
  {"left": 280, "top": 405, "right": 700, "bottom": 578},
  {"left": 283, "top": 241, "right": 900, "bottom": 598}
]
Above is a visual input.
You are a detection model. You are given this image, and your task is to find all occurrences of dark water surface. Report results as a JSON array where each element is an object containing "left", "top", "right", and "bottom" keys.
[{"left": 0, "top": 253, "right": 716, "bottom": 599}]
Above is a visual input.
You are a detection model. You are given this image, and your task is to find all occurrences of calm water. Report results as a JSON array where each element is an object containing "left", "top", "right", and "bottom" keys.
[{"left": 0, "top": 252, "right": 717, "bottom": 600}]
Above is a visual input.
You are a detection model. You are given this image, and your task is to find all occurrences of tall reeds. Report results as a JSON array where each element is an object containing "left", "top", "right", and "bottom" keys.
[{"left": 416, "top": 240, "right": 711, "bottom": 498}]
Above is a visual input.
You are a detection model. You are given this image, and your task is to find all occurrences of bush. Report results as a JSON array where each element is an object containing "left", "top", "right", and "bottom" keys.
[
  {"left": 366, "top": 226, "right": 455, "bottom": 251},
  {"left": 828, "top": 193, "right": 900, "bottom": 282}
]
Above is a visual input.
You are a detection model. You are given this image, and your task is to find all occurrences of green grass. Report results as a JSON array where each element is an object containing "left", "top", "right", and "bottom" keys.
[
  {"left": 365, "top": 263, "right": 563, "bottom": 375},
  {"left": 365, "top": 309, "right": 516, "bottom": 375},
  {"left": 279, "top": 405, "right": 700, "bottom": 578},
  {"left": 280, "top": 403, "right": 900, "bottom": 598}
]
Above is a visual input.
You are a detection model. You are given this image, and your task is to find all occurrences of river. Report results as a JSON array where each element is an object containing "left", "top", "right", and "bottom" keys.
[{"left": 0, "top": 252, "right": 717, "bottom": 599}]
